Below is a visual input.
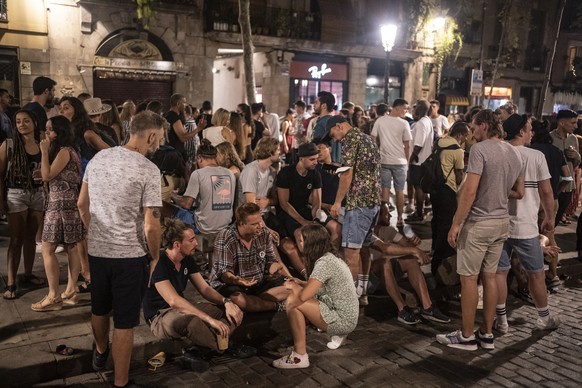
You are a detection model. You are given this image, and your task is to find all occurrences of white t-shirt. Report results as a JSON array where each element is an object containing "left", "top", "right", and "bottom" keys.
[
  {"left": 265, "top": 112, "right": 281, "bottom": 140},
  {"left": 84, "top": 147, "right": 162, "bottom": 258},
  {"left": 203, "top": 126, "right": 227, "bottom": 147},
  {"left": 508, "top": 146, "right": 551, "bottom": 239},
  {"left": 371, "top": 115, "right": 412, "bottom": 165},
  {"left": 431, "top": 115, "right": 450, "bottom": 137},
  {"left": 411, "top": 116, "right": 434, "bottom": 165},
  {"left": 184, "top": 166, "right": 235, "bottom": 234},
  {"left": 237, "top": 160, "right": 276, "bottom": 208}
]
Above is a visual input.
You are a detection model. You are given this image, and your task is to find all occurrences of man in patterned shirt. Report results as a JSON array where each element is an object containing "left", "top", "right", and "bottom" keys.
[
  {"left": 325, "top": 116, "right": 381, "bottom": 298},
  {"left": 209, "top": 203, "right": 291, "bottom": 312}
]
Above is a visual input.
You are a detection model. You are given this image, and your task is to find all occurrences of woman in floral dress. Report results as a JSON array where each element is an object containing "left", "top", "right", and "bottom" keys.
[{"left": 32, "top": 116, "right": 85, "bottom": 311}]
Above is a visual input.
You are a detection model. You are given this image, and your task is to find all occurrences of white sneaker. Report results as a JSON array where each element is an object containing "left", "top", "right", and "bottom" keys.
[
  {"left": 327, "top": 335, "right": 347, "bottom": 350},
  {"left": 35, "top": 242, "right": 42, "bottom": 254},
  {"left": 272, "top": 351, "right": 309, "bottom": 369},
  {"left": 358, "top": 295, "right": 369, "bottom": 306},
  {"left": 55, "top": 246, "right": 65, "bottom": 254},
  {"left": 493, "top": 319, "right": 509, "bottom": 334},
  {"left": 535, "top": 315, "right": 560, "bottom": 330}
]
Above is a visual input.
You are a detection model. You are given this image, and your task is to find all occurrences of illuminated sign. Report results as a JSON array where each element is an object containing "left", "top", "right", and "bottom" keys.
[{"left": 308, "top": 63, "right": 332, "bottom": 79}]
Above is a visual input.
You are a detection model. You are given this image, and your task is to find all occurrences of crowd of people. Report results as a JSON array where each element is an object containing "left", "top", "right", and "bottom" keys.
[{"left": 1, "top": 76, "right": 581, "bottom": 387}]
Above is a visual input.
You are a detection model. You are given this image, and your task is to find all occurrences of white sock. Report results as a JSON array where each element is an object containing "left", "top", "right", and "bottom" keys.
[
  {"left": 356, "top": 274, "right": 369, "bottom": 297},
  {"left": 537, "top": 306, "right": 550, "bottom": 324},
  {"left": 496, "top": 304, "right": 507, "bottom": 325}
]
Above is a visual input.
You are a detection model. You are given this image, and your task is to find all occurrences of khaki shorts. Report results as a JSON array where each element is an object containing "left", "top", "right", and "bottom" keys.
[
  {"left": 456, "top": 218, "right": 509, "bottom": 276},
  {"left": 6, "top": 187, "right": 44, "bottom": 214}
]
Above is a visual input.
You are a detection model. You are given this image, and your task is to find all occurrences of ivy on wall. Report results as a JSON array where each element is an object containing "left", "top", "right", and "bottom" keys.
[{"left": 134, "top": 0, "right": 155, "bottom": 28}]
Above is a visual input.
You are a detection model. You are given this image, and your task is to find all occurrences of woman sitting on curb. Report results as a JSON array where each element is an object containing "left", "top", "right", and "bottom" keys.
[{"left": 272, "top": 224, "right": 359, "bottom": 369}]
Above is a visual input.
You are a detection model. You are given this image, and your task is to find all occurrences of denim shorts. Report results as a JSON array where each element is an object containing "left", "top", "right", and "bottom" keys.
[
  {"left": 341, "top": 206, "right": 379, "bottom": 249},
  {"left": 381, "top": 164, "right": 407, "bottom": 190},
  {"left": 6, "top": 187, "right": 44, "bottom": 214},
  {"left": 497, "top": 237, "right": 544, "bottom": 273}
]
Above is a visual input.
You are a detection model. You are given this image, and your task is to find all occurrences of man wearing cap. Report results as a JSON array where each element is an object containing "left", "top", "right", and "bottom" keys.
[
  {"left": 84, "top": 97, "right": 118, "bottom": 146},
  {"left": 171, "top": 140, "right": 236, "bottom": 235},
  {"left": 326, "top": 115, "right": 381, "bottom": 292},
  {"left": 437, "top": 109, "right": 524, "bottom": 351},
  {"left": 550, "top": 109, "right": 581, "bottom": 226},
  {"left": 276, "top": 142, "right": 323, "bottom": 278},
  {"left": 493, "top": 113, "right": 559, "bottom": 334}
]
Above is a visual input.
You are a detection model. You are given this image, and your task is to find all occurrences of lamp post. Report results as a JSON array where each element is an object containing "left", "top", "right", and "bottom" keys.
[{"left": 381, "top": 24, "right": 397, "bottom": 104}]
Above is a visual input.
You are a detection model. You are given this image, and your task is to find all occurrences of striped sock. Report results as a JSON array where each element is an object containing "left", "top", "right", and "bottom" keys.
[
  {"left": 356, "top": 274, "right": 369, "bottom": 296},
  {"left": 496, "top": 304, "right": 507, "bottom": 325},
  {"left": 537, "top": 306, "right": 550, "bottom": 324}
]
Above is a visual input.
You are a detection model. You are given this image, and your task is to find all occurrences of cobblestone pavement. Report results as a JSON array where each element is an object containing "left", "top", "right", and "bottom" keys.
[
  {"left": 2, "top": 219, "right": 581, "bottom": 387},
  {"left": 35, "top": 275, "right": 582, "bottom": 387}
]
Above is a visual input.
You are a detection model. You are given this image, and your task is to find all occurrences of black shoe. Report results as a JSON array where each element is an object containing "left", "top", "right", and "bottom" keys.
[
  {"left": 421, "top": 306, "right": 451, "bottom": 323},
  {"left": 398, "top": 306, "right": 420, "bottom": 325},
  {"left": 180, "top": 352, "right": 210, "bottom": 372},
  {"left": 92, "top": 342, "right": 110, "bottom": 371},
  {"left": 405, "top": 213, "right": 424, "bottom": 224},
  {"left": 224, "top": 342, "right": 257, "bottom": 359}
]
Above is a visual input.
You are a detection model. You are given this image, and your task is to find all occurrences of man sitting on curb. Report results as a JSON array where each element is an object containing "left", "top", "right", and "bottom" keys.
[
  {"left": 142, "top": 219, "right": 256, "bottom": 372},
  {"left": 209, "top": 203, "right": 291, "bottom": 312},
  {"left": 367, "top": 205, "right": 451, "bottom": 325}
]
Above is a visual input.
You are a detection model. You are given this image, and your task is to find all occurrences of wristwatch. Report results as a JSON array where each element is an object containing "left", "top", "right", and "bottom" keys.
[{"left": 223, "top": 297, "right": 232, "bottom": 305}]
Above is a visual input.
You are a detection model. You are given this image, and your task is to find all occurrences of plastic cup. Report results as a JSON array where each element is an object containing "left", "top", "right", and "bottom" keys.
[{"left": 217, "top": 333, "right": 229, "bottom": 350}]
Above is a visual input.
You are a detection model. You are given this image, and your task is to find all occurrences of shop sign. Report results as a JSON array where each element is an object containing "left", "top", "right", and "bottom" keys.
[
  {"left": 484, "top": 86, "right": 512, "bottom": 98},
  {"left": 93, "top": 56, "right": 175, "bottom": 72},
  {"left": 470, "top": 69, "right": 483, "bottom": 96},
  {"left": 290, "top": 61, "right": 348, "bottom": 81}
]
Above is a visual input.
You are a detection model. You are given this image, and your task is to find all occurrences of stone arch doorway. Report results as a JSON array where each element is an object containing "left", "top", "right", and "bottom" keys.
[{"left": 92, "top": 28, "right": 175, "bottom": 110}]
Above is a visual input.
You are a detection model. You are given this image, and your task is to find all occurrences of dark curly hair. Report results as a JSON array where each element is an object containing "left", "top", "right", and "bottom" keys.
[
  {"left": 59, "top": 96, "right": 98, "bottom": 142},
  {"left": 162, "top": 218, "right": 193, "bottom": 249},
  {"left": 48, "top": 115, "right": 76, "bottom": 163}
]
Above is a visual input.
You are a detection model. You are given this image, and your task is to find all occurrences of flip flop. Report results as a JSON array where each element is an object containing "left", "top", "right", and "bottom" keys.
[
  {"left": 148, "top": 351, "right": 166, "bottom": 371},
  {"left": 3, "top": 285, "right": 17, "bottom": 300},
  {"left": 55, "top": 344, "right": 75, "bottom": 356}
]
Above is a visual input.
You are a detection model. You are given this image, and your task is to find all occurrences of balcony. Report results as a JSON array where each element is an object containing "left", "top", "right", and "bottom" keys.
[{"left": 205, "top": 0, "right": 321, "bottom": 40}]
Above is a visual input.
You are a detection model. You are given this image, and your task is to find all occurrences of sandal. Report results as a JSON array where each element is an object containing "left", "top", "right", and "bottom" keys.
[
  {"left": 31, "top": 295, "right": 63, "bottom": 312},
  {"left": 3, "top": 285, "right": 17, "bottom": 300},
  {"left": 78, "top": 280, "right": 92, "bottom": 294},
  {"left": 61, "top": 290, "right": 79, "bottom": 305},
  {"left": 22, "top": 274, "right": 46, "bottom": 287}
]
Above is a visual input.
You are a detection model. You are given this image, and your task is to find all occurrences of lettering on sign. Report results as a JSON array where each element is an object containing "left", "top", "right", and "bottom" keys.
[{"left": 308, "top": 64, "right": 332, "bottom": 79}]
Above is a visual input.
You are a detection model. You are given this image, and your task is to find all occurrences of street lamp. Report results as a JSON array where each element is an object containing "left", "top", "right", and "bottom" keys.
[{"left": 381, "top": 24, "right": 397, "bottom": 104}]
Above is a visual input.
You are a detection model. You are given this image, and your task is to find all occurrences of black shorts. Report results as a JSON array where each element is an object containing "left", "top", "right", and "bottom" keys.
[
  {"left": 408, "top": 165, "right": 423, "bottom": 188},
  {"left": 217, "top": 276, "right": 286, "bottom": 297},
  {"left": 89, "top": 255, "right": 148, "bottom": 329}
]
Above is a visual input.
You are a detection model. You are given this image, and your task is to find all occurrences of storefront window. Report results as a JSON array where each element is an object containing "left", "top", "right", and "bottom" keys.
[{"left": 289, "top": 61, "right": 348, "bottom": 106}]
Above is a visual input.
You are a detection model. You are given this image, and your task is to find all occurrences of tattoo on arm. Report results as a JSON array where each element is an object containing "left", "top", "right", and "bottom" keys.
[{"left": 152, "top": 207, "right": 161, "bottom": 219}]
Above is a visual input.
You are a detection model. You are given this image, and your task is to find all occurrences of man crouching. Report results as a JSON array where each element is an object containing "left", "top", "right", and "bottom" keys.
[{"left": 142, "top": 219, "right": 256, "bottom": 370}]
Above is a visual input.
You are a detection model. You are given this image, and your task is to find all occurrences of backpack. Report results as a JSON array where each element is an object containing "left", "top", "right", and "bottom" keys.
[{"left": 419, "top": 141, "right": 460, "bottom": 193}]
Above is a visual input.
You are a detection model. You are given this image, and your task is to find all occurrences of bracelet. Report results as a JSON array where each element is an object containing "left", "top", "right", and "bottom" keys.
[{"left": 223, "top": 297, "right": 232, "bottom": 305}]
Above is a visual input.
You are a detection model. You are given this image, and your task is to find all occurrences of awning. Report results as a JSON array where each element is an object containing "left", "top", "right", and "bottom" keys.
[{"left": 445, "top": 96, "right": 470, "bottom": 106}]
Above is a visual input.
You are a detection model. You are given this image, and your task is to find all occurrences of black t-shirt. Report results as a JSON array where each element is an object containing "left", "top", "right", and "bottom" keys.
[
  {"left": 142, "top": 251, "right": 201, "bottom": 322},
  {"left": 276, "top": 165, "right": 322, "bottom": 218},
  {"left": 23, "top": 101, "right": 47, "bottom": 138},
  {"left": 316, "top": 163, "right": 342, "bottom": 206},
  {"left": 530, "top": 143, "right": 568, "bottom": 199},
  {"left": 164, "top": 110, "right": 187, "bottom": 159},
  {"left": 95, "top": 123, "right": 118, "bottom": 146},
  {"left": 251, "top": 120, "right": 265, "bottom": 150}
]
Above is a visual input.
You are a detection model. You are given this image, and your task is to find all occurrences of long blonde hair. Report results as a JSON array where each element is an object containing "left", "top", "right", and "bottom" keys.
[{"left": 216, "top": 141, "right": 245, "bottom": 172}]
